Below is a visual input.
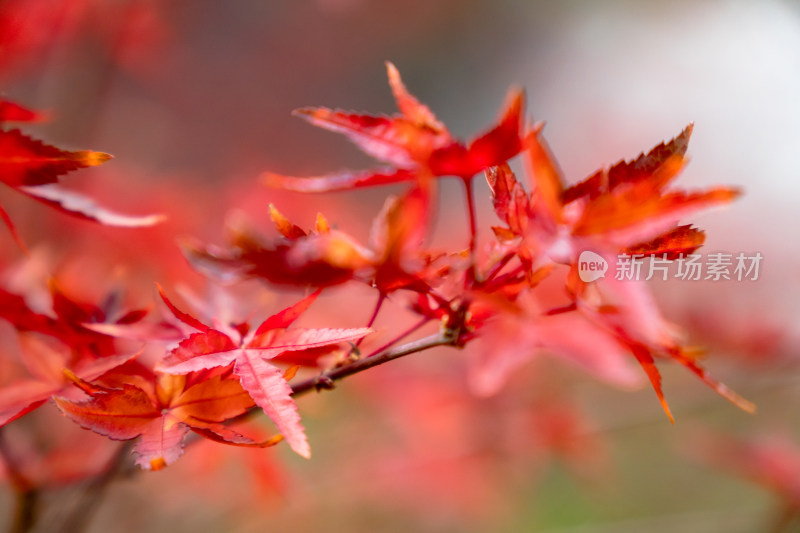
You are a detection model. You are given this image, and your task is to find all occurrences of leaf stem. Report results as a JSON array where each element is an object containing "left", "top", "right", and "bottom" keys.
[
  {"left": 480, "top": 251, "right": 516, "bottom": 285},
  {"left": 364, "top": 316, "right": 431, "bottom": 359},
  {"left": 461, "top": 176, "right": 478, "bottom": 260},
  {"left": 353, "top": 291, "right": 385, "bottom": 351}
]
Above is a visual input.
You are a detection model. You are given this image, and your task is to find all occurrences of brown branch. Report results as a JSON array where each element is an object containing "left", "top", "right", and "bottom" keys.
[
  {"left": 0, "top": 428, "right": 39, "bottom": 533},
  {"left": 291, "top": 332, "right": 457, "bottom": 398},
  {"left": 44, "top": 440, "right": 136, "bottom": 533}
]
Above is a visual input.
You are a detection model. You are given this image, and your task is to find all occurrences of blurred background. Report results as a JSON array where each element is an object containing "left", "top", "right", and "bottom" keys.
[{"left": 1, "top": 0, "right": 799, "bottom": 531}]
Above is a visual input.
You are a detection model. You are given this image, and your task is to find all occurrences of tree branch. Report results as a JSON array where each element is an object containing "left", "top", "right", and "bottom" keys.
[
  {"left": 291, "top": 332, "right": 457, "bottom": 398},
  {"left": 45, "top": 440, "right": 136, "bottom": 533},
  {"left": 0, "top": 428, "right": 38, "bottom": 533}
]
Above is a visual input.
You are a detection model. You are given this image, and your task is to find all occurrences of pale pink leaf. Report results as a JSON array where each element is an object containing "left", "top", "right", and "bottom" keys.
[
  {"left": 19, "top": 184, "right": 165, "bottom": 227},
  {"left": 471, "top": 310, "right": 641, "bottom": 396},
  {"left": 133, "top": 415, "right": 190, "bottom": 470},
  {"left": 157, "top": 330, "right": 238, "bottom": 373},
  {"left": 247, "top": 327, "right": 372, "bottom": 352},
  {"left": 234, "top": 351, "right": 309, "bottom": 458}
]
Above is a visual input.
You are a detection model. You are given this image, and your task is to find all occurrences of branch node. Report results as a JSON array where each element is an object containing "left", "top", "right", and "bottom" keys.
[{"left": 314, "top": 375, "right": 336, "bottom": 391}]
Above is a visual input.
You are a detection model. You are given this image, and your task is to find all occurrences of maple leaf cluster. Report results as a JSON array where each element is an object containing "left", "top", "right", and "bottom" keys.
[{"left": 0, "top": 63, "right": 751, "bottom": 481}]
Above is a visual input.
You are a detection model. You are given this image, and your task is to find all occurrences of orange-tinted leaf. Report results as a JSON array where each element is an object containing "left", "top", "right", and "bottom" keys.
[
  {"left": 170, "top": 375, "right": 254, "bottom": 423},
  {"left": 54, "top": 384, "right": 160, "bottom": 441},
  {"left": 574, "top": 182, "right": 740, "bottom": 246},
  {"left": 524, "top": 127, "right": 564, "bottom": 224},
  {"left": 625, "top": 225, "right": 706, "bottom": 259},
  {"left": 315, "top": 212, "right": 330, "bottom": 233},
  {"left": 370, "top": 184, "right": 430, "bottom": 263},
  {"left": 385, "top": 61, "right": 446, "bottom": 132},
  {"left": 562, "top": 124, "right": 694, "bottom": 203},
  {"left": 629, "top": 344, "right": 674, "bottom": 423},
  {"left": 269, "top": 204, "right": 307, "bottom": 239},
  {"left": 262, "top": 167, "right": 416, "bottom": 193}
]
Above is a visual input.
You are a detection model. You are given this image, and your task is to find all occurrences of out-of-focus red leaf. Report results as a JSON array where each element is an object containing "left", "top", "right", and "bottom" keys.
[
  {"left": 182, "top": 224, "right": 373, "bottom": 288},
  {"left": 685, "top": 430, "right": 800, "bottom": 507},
  {"left": 624, "top": 224, "right": 706, "bottom": 259},
  {"left": 0, "top": 332, "right": 136, "bottom": 427},
  {"left": 573, "top": 181, "right": 740, "bottom": 246},
  {"left": 262, "top": 167, "right": 417, "bottom": 193},
  {"left": 264, "top": 64, "right": 524, "bottom": 193},
  {"left": 562, "top": 123, "right": 694, "bottom": 203},
  {"left": 385, "top": 61, "right": 446, "bottom": 132},
  {"left": 629, "top": 343, "right": 674, "bottom": 423},
  {"left": 469, "top": 296, "right": 642, "bottom": 397},
  {"left": 524, "top": 127, "right": 564, "bottom": 224},
  {"left": 0, "top": 100, "right": 43, "bottom": 123},
  {"left": 20, "top": 184, "right": 165, "bottom": 227},
  {"left": 430, "top": 89, "right": 525, "bottom": 178},
  {"left": 269, "top": 204, "right": 307, "bottom": 240},
  {"left": 0, "top": 129, "right": 110, "bottom": 188}
]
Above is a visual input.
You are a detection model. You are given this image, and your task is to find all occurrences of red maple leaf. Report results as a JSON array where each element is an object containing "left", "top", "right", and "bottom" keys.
[
  {"left": 263, "top": 62, "right": 524, "bottom": 192},
  {"left": 154, "top": 288, "right": 371, "bottom": 458},
  {"left": 685, "top": 429, "right": 800, "bottom": 514},
  {"left": 486, "top": 124, "right": 737, "bottom": 266},
  {"left": 183, "top": 184, "right": 451, "bottom": 295},
  {"left": 0, "top": 101, "right": 163, "bottom": 250},
  {"left": 474, "top": 125, "right": 752, "bottom": 419},
  {"left": 0, "top": 100, "right": 44, "bottom": 123}
]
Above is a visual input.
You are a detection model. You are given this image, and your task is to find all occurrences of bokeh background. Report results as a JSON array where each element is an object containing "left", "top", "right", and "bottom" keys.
[{"left": 1, "top": 0, "right": 799, "bottom": 531}]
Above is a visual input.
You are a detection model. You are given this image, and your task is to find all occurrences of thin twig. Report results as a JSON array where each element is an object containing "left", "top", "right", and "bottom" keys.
[
  {"left": 353, "top": 291, "right": 385, "bottom": 351},
  {"left": 480, "top": 251, "right": 516, "bottom": 285},
  {"left": 461, "top": 176, "right": 478, "bottom": 286},
  {"left": 364, "top": 317, "right": 431, "bottom": 358}
]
